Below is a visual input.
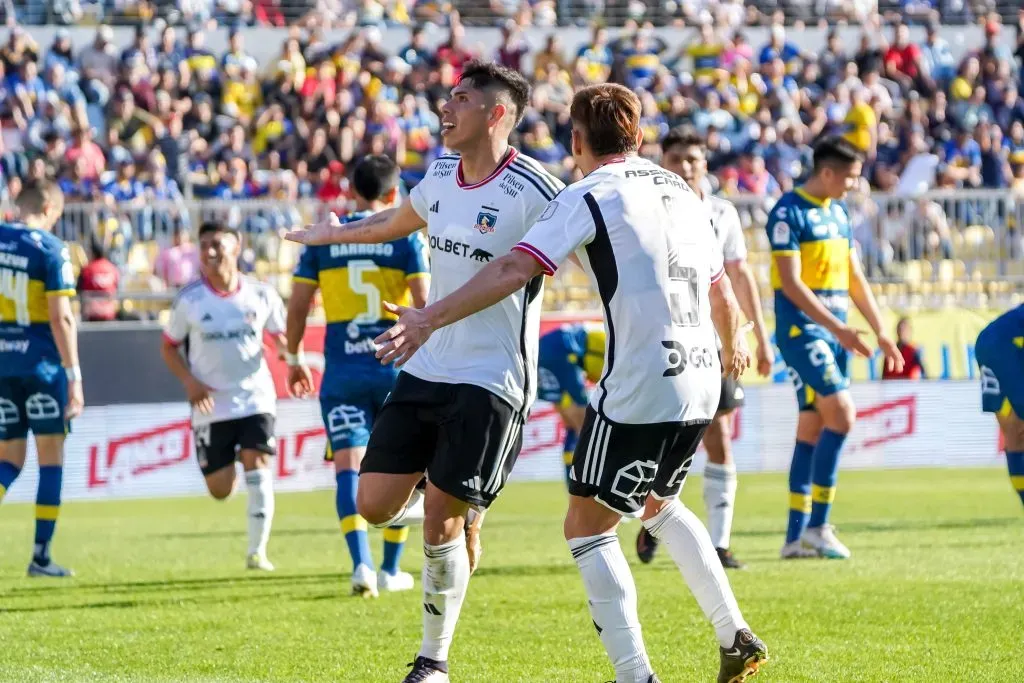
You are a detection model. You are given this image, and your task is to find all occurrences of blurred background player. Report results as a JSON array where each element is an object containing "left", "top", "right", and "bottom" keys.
[
  {"left": 160, "top": 222, "right": 287, "bottom": 571},
  {"left": 976, "top": 304, "right": 1024, "bottom": 508},
  {"left": 768, "top": 137, "right": 903, "bottom": 560},
  {"left": 286, "top": 155, "right": 430, "bottom": 598},
  {"left": 0, "top": 181, "right": 83, "bottom": 578},
  {"left": 536, "top": 321, "right": 604, "bottom": 483},
  {"left": 635, "top": 128, "right": 774, "bottom": 570},
  {"left": 881, "top": 317, "right": 927, "bottom": 380}
]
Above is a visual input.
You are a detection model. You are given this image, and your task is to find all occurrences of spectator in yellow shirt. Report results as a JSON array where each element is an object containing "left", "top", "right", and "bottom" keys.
[{"left": 222, "top": 59, "right": 263, "bottom": 126}]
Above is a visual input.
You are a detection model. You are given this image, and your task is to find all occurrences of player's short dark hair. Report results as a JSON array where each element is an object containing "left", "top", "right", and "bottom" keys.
[
  {"left": 661, "top": 126, "right": 704, "bottom": 154},
  {"left": 15, "top": 180, "right": 63, "bottom": 218},
  {"left": 812, "top": 136, "right": 865, "bottom": 172},
  {"left": 458, "top": 60, "right": 531, "bottom": 126},
  {"left": 570, "top": 84, "right": 642, "bottom": 157},
  {"left": 352, "top": 155, "right": 399, "bottom": 202},
  {"left": 198, "top": 221, "right": 240, "bottom": 239}
]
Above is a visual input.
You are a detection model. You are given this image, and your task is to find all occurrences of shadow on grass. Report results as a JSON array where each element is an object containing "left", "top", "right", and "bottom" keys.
[
  {"left": 0, "top": 588, "right": 341, "bottom": 613},
  {"left": 731, "top": 516, "right": 1017, "bottom": 538},
  {"left": 3, "top": 570, "right": 342, "bottom": 596},
  {"left": 151, "top": 527, "right": 336, "bottom": 541}
]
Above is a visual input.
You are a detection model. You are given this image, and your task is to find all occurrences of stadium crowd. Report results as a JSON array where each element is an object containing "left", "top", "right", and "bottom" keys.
[{"left": 0, "top": 11, "right": 1022, "bottom": 318}]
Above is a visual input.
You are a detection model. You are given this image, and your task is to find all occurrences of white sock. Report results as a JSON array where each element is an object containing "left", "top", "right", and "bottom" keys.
[
  {"left": 569, "top": 533, "right": 653, "bottom": 683},
  {"left": 644, "top": 500, "right": 747, "bottom": 648},
  {"left": 372, "top": 486, "right": 425, "bottom": 528},
  {"left": 419, "top": 535, "right": 470, "bottom": 662},
  {"left": 244, "top": 468, "right": 275, "bottom": 557},
  {"left": 703, "top": 463, "right": 738, "bottom": 550}
]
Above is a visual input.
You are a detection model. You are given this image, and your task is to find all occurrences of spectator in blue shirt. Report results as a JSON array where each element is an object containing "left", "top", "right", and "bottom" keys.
[
  {"left": 43, "top": 29, "right": 76, "bottom": 77},
  {"left": 758, "top": 25, "right": 802, "bottom": 75},
  {"left": 102, "top": 159, "right": 147, "bottom": 204},
  {"left": 941, "top": 126, "right": 983, "bottom": 187}
]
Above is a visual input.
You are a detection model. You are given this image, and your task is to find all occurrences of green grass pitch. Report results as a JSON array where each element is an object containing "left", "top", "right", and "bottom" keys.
[{"left": 1, "top": 468, "right": 1021, "bottom": 682}]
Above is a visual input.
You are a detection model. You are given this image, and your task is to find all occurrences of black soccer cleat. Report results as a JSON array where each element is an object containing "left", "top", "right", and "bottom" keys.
[
  {"left": 718, "top": 629, "right": 768, "bottom": 683},
  {"left": 635, "top": 527, "right": 659, "bottom": 564},
  {"left": 403, "top": 656, "right": 449, "bottom": 682},
  {"left": 716, "top": 547, "right": 747, "bottom": 570}
]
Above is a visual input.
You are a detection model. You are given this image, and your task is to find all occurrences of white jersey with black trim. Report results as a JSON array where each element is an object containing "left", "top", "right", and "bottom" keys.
[
  {"left": 163, "top": 276, "right": 286, "bottom": 427},
  {"left": 406, "top": 148, "right": 565, "bottom": 414},
  {"left": 706, "top": 194, "right": 746, "bottom": 263},
  {"left": 514, "top": 156, "right": 724, "bottom": 424}
]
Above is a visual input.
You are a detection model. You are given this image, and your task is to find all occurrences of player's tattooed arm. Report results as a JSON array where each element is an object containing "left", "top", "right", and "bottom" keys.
[{"left": 284, "top": 201, "right": 425, "bottom": 246}]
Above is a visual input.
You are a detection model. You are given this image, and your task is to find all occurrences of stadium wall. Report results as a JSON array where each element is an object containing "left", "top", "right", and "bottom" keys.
[{"left": 0, "top": 381, "right": 1004, "bottom": 504}]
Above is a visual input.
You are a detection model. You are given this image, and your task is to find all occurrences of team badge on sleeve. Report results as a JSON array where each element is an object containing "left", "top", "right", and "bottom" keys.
[{"left": 771, "top": 221, "right": 791, "bottom": 247}]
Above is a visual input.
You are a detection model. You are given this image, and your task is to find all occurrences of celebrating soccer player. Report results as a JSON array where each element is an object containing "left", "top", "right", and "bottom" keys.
[
  {"left": 768, "top": 137, "right": 903, "bottom": 560},
  {"left": 634, "top": 127, "right": 773, "bottom": 570},
  {"left": 369, "top": 84, "right": 769, "bottom": 683},
  {"left": 286, "top": 155, "right": 430, "bottom": 597},
  {"left": 285, "top": 62, "right": 564, "bottom": 682},
  {"left": 0, "top": 182, "right": 82, "bottom": 578},
  {"left": 160, "top": 222, "right": 287, "bottom": 571},
  {"left": 976, "top": 304, "right": 1024, "bottom": 508}
]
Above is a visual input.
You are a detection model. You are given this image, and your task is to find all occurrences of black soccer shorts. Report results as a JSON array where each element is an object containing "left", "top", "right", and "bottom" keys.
[
  {"left": 718, "top": 375, "right": 745, "bottom": 412},
  {"left": 193, "top": 413, "right": 276, "bottom": 476},
  {"left": 568, "top": 406, "right": 709, "bottom": 516},
  {"left": 361, "top": 372, "right": 524, "bottom": 509}
]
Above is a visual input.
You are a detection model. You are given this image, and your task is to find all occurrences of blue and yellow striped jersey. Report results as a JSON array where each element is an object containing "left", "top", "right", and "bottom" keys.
[
  {"left": 293, "top": 211, "right": 429, "bottom": 381},
  {"left": 767, "top": 189, "right": 853, "bottom": 336},
  {"left": 0, "top": 222, "right": 76, "bottom": 378},
  {"left": 564, "top": 321, "right": 607, "bottom": 384}
]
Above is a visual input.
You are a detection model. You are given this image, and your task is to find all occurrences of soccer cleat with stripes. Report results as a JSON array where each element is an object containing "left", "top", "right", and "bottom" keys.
[
  {"left": 403, "top": 656, "right": 449, "bottom": 682},
  {"left": 635, "top": 527, "right": 660, "bottom": 564},
  {"left": 800, "top": 524, "right": 851, "bottom": 559},
  {"left": 27, "top": 559, "right": 74, "bottom": 578},
  {"left": 718, "top": 628, "right": 768, "bottom": 683},
  {"left": 716, "top": 547, "right": 746, "bottom": 570},
  {"left": 351, "top": 563, "right": 379, "bottom": 598}
]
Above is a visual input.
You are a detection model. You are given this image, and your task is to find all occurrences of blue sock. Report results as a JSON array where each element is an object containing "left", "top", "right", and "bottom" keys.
[
  {"left": 381, "top": 526, "right": 409, "bottom": 575},
  {"left": 563, "top": 428, "right": 578, "bottom": 485},
  {"left": 34, "top": 465, "right": 62, "bottom": 565},
  {"left": 1007, "top": 451, "right": 1024, "bottom": 507},
  {"left": 336, "top": 470, "right": 373, "bottom": 571},
  {"left": 0, "top": 461, "right": 21, "bottom": 502},
  {"left": 809, "top": 429, "right": 847, "bottom": 528},
  {"left": 786, "top": 441, "right": 815, "bottom": 543}
]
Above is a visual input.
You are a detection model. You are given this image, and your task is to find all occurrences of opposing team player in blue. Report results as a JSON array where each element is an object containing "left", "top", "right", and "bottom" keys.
[
  {"left": 287, "top": 156, "right": 430, "bottom": 597},
  {"left": 0, "top": 181, "right": 84, "bottom": 577},
  {"left": 976, "top": 304, "right": 1024, "bottom": 508},
  {"left": 537, "top": 321, "right": 604, "bottom": 482},
  {"left": 768, "top": 137, "right": 902, "bottom": 560}
]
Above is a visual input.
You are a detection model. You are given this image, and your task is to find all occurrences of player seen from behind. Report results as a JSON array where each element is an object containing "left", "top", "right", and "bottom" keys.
[
  {"left": 372, "top": 83, "right": 768, "bottom": 683},
  {"left": 0, "top": 181, "right": 82, "bottom": 578},
  {"left": 285, "top": 61, "right": 564, "bottom": 683},
  {"left": 635, "top": 127, "right": 773, "bottom": 570},
  {"left": 768, "top": 137, "right": 903, "bottom": 560},
  {"left": 976, "top": 304, "right": 1024, "bottom": 508},
  {"left": 160, "top": 222, "right": 287, "bottom": 571},
  {"left": 286, "top": 155, "right": 430, "bottom": 597}
]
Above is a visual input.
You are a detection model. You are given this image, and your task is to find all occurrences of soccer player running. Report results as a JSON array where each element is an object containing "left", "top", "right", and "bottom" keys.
[
  {"left": 0, "top": 181, "right": 83, "bottom": 578},
  {"left": 635, "top": 127, "right": 774, "bottom": 570},
  {"left": 286, "top": 155, "right": 430, "bottom": 597},
  {"left": 976, "top": 304, "right": 1024, "bottom": 508},
  {"left": 372, "top": 84, "right": 768, "bottom": 683},
  {"left": 769, "top": 137, "right": 902, "bottom": 560},
  {"left": 160, "top": 222, "right": 287, "bottom": 571},
  {"left": 285, "top": 62, "right": 564, "bottom": 682}
]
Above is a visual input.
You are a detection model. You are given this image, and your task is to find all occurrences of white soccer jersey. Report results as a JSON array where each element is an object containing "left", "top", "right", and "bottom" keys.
[
  {"left": 163, "top": 276, "right": 286, "bottom": 427},
  {"left": 406, "top": 149, "right": 564, "bottom": 414},
  {"left": 707, "top": 194, "right": 746, "bottom": 263},
  {"left": 515, "top": 156, "right": 724, "bottom": 425}
]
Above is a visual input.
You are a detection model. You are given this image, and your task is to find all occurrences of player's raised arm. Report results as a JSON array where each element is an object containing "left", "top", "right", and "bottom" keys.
[
  {"left": 284, "top": 199, "right": 425, "bottom": 246},
  {"left": 849, "top": 247, "right": 903, "bottom": 373}
]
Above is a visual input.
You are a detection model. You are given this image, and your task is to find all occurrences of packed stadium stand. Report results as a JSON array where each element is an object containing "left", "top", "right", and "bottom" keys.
[{"left": 0, "top": 7, "right": 1021, "bottom": 331}]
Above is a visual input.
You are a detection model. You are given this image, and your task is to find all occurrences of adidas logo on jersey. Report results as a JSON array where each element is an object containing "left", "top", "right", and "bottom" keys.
[
  {"left": 429, "top": 201, "right": 440, "bottom": 213},
  {"left": 462, "top": 476, "right": 482, "bottom": 490}
]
